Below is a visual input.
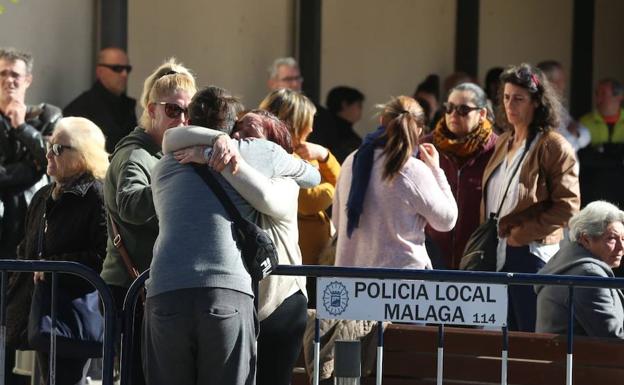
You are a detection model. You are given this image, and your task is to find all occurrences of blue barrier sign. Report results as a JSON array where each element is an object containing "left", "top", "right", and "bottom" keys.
[{"left": 317, "top": 277, "right": 508, "bottom": 327}]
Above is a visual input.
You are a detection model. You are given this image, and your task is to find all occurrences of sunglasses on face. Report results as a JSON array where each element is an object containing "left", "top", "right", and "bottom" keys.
[
  {"left": 47, "top": 143, "right": 74, "bottom": 156},
  {"left": 156, "top": 102, "right": 188, "bottom": 119},
  {"left": 443, "top": 102, "right": 481, "bottom": 117},
  {"left": 98, "top": 63, "right": 133, "bottom": 74}
]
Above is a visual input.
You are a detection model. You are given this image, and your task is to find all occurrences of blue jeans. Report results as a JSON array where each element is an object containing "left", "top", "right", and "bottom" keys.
[{"left": 501, "top": 245, "right": 545, "bottom": 332}]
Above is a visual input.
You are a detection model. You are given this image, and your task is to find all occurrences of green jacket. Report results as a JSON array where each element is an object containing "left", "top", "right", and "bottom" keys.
[
  {"left": 101, "top": 127, "right": 162, "bottom": 288},
  {"left": 580, "top": 108, "right": 624, "bottom": 145}
]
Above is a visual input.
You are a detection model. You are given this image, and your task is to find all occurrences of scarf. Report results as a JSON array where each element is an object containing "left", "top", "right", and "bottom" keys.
[
  {"left": 432, "top": 118, "right": 493, "bottom": 165},
  {"left": 346, "top": 126, "right": 387, "bottom": 237}
]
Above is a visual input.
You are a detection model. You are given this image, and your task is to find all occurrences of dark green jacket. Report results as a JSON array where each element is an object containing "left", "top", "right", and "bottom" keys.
[{"left": 101, "top": 127, "right": 162, "bottom": 287}]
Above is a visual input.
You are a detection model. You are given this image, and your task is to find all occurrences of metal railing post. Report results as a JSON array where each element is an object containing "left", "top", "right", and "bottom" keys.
[
  {"left": 313, "top": 317, "right": 320, "bottom": 385},
  {"left": 437, "top": 324, "right": 444, "bottom": 385},
  {"left": 567, "top": 286, "right": 575, "bottom": 385},
  {"left": 501, "top": 326, "right": 508, "bottom": 385},
  {"left": 376, "top": 321, "right": 383, "bottom": 385}
]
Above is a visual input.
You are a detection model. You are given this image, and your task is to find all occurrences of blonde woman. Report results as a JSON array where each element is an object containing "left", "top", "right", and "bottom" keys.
[
  {"left": 7, "top": 117, "right": 109, "bottom": 385},
  {"left": 100, "top": 58, "right": 196, "bottom": 385},
  {"left": 259, "top": 89, "right": 340, "bottom": 266}
]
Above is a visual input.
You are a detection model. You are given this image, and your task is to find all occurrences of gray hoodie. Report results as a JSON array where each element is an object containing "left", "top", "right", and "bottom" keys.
[{"left": 535, "top": 241, "right": 624, "bottom": 338}]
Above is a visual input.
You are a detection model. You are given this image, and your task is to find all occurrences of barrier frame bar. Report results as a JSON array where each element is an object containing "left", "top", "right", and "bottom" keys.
[
  {"left": 0, "top": 260, "right": 116, "bottom": 385},
  {"left": 119, "top": 265, "right": 624, "bottom": 385}
]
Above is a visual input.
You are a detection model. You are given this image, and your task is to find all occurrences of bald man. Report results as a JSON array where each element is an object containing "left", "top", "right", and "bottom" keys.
[{"left": 64, "top": 47, "right": 137, "bottom": 152}]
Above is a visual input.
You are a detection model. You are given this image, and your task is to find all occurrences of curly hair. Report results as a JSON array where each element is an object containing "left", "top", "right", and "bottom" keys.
[{"left": 495, "top": 63, "right": 562, "bottom": 134}]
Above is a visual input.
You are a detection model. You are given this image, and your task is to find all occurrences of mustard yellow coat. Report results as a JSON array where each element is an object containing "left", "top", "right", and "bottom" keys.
[{"left": 298, "top": 151, "right": 341, "bottom": 265}]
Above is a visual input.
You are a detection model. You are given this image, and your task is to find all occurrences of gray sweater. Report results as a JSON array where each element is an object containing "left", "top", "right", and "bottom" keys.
[
  {"left": 147, "top": 138, "right": 319, "bottom": 298},
  {"left": 535, "top": 241, "right": 624, "bottom": 338}
]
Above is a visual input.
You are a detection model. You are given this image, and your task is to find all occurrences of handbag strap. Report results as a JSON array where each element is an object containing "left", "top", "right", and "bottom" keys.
[
  {"left": 192, "top": 164, "right": 246, "bottom": 227},
  {"left": 108, "top": 214, "right": 140, "bottom": 280},
  {"left": 494, "top": 136, "right": 532, "bottom": 218}
]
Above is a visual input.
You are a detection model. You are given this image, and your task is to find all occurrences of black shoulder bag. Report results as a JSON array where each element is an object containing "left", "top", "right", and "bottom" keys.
[
  {"left": 192, "top": 165, "right": 278, "bottom": 281},
  {"left": 460, "top": 140, "right": 531, "bottom": 271}
]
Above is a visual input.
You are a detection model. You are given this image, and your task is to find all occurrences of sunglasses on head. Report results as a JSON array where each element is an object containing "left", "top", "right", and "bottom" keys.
[
  {"left": 98, "top": 63, "right": 133, "bottom": 73},
  {"left": 443, "top": 102, "right": 481, "bottom": 117},
  {"left": 156, "top": 102, "right": 188, "bottom": 119},
  {"left": 47, "top": 143, "right": 74, "bottom": 156}
]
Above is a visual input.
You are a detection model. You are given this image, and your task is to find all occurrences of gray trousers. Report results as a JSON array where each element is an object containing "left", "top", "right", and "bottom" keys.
[{"left": 142, "top": 287, "right": 257, "bottom": 385}]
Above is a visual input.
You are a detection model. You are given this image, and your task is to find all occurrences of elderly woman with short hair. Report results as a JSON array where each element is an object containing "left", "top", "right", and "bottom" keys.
[
  {"left": 535, "top": 201, "right": 624, "bottom": 338},
  {"left": 7, "top": 116, "right": 109, "bottom": 385}
]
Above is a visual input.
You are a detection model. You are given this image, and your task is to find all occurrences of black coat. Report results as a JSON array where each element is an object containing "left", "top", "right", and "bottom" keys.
[
  {"left": 6, "top": 174, "right": 107, "bottom": 348},
  {"left": 0, "top": 104, "right": 62, "bottom": 259},
  {"left": 64, "top": 81, "right": 137, "bottom": 153}
]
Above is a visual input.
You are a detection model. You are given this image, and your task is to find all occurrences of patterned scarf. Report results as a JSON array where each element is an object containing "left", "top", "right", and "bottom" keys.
[{"left": 432, "top": 118, "right": 493, "bottom": 165}]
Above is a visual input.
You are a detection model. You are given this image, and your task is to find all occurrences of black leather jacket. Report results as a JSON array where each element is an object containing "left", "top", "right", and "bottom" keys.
[{"left": 0, "top": 103, "right": 61, "bottom": 258}]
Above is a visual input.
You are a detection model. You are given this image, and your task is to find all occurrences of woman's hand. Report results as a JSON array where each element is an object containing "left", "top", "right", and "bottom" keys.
[
  {"left": 506, "top": 227, "right": 524, "bottom": 247},
  {"left": 174, "top": 146, "right": 208, "bottom": 165},
  {"left": 295, "top": 142, "right": 329, "bottom": 162},
  {"left": 33, "top": 271, "right": 45, "bottom": 283},
  {"left": 208, "top": 136, "right": 240, "bottom": 174},
  {"left": 419, "top": 143, "right": 440, "bottom": 169}
]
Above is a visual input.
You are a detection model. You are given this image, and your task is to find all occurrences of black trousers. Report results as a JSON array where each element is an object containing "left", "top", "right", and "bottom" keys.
[
  {"left": 37, "top": 351, "right": 90, "bottom": 385},
  {"left": 109, "top": 284, "right": 145, "bottom": 385},
  {"left": 257, "top": 291, "right": 308, "bottom": 385}
]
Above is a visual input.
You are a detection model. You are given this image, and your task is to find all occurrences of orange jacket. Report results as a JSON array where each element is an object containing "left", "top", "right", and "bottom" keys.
[{"left": 298, "top": 151, "right": 340, "bottom": 264}]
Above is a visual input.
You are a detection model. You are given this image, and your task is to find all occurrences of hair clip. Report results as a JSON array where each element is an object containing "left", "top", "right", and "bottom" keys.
[{"left": 530, "top": 74, "right": 540, "bottom": 88}]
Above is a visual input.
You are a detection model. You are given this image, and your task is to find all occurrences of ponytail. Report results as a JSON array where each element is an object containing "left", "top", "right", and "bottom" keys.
[{"left": 378, "top": 96, "right": 425, "bottom": 181}]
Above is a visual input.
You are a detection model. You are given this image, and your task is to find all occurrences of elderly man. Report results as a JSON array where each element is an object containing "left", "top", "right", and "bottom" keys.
[
  {"left": 0, "top": 47, "right": 60, "bottom": 260},
  {"left": 266, "top": 57, "right": 340, "bottom": 160},
  {"left": 64, "top": 47, "right": 136, "bottom": 152}
]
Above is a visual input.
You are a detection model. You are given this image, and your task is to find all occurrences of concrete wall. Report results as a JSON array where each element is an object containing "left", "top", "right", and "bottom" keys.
[
  {"left": 593, "top": 0, "right": 624, "bottom": 107},
  {"left": 127, "top": 0, "right": 294, "bottom": 111},
  {"left": 321, "top": 0, "right": 456, "bottom": 136},
  {"left": 479, "top": 0, "right": 573, "bottom": 101},
  {"left": 0, "top": 0, "right": 96, "bottom": 107}
]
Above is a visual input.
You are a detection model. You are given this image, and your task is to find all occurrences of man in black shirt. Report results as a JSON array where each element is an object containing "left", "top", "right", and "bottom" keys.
[{"left": 64, "top": 47, "right": 136, "bottom": 153}]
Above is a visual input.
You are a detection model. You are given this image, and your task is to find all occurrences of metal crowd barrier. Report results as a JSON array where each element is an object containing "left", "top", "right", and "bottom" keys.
[
  {"left": 120, "top": 265, "right": 624, "bottom": 385},
  {"left": 0, "top": 260, "right": 116, "bottom": 385}
]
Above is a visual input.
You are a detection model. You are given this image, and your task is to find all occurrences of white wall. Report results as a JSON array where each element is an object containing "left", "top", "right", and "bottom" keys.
[
  {"left": 0, "top": 0, "right": 96, "bottom": 108},
  {"left": 321, "top": 0, "right": 456, "bottom": 136},
  {"left": 127, "top": 0, "right": 295, "bottom": 111}
]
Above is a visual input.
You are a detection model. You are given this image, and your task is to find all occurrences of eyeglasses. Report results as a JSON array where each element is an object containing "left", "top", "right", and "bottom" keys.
[
  {"left": 0, "top": 69, "right": 27, "bottom": 81},
  {"left": 443, "top": 102, "right": 481, "bottom": 117},
  {"left": 98, "top": 63, "right": 133, "bottom": 74},
  {"left": 278, "top": 75, "right": 303, "bottom": 83},
  {"left": 47, "top": 143, "right": 74, "bottom": 156},
  {"left": 155, "top": 102, "right": 188, "bottom": 119}
]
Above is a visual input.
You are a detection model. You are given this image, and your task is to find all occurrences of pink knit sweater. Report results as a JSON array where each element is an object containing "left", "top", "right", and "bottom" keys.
[{"left": 333, "top": 150, "right": 457, "bottom": 269}]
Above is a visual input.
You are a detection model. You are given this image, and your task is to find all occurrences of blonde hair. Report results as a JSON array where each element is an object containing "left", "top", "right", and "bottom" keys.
[
  {"left": 259, "top": 88, "right": 316, "bottom": 142},
  {"left": 376, "top": 96, "right": 426, "bottom": 181},
  {"left": 138, "top": 58, "right": 196, "bottom": 129},
  {"left": 54, "top": 117, "right": 109, "bottom": 180}
]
